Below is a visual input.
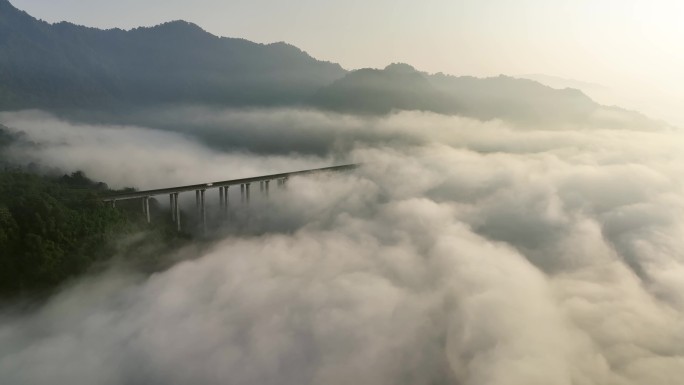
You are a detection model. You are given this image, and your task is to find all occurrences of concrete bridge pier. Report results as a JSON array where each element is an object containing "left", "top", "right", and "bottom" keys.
[
  {"left": 245, "top": 183, "right": 251, "bottom": 204},
  {"left": 173, "top": 192, "right": 181, "bottom": 232},
  {"left": 195, "top": 190, "right": 201, "bottom": 217},
  {"left": 264, "top": 180, "right": 270, "bottom": 197},
  {"left": 222, "top": 186, "right": 229, "bottom": 216},
  {"left": 142, "top": 196, "right": 150, "bottom": 223},
  {"left": 200, "top": 189, "right": 207, "bottom": 234},
  {"left": 170, "top": 193, "right": 181, "bottom": 230},
  {"left": 219, "top": 186, "right": 229, "bottom": 217},
  {"left": 240, "top": 184, "right": 245, "bottom": 203},
  {"left": 169, "top": 193, "right": 176, "bottom": 222}
]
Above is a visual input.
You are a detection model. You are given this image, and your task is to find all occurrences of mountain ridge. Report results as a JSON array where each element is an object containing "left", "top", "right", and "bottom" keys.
[
  {"left": 0, "top": 0, "right": 661, "bottom": 128},
  {"left": 0, "top": 0, "right": 347, "bottom": 109}
]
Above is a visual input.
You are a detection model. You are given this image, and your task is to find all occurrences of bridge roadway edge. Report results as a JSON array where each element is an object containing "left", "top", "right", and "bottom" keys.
[{"left": 101, "top": 164, "right": 360, "bottom": 202}]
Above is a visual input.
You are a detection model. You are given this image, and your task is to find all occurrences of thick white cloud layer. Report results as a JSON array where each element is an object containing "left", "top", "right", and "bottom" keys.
[
  {"left": 1, "top": 109, "right": 684, "bottom": 384},
  {"left": 0, "top": 110, "right": 336, "bottom": 189}
]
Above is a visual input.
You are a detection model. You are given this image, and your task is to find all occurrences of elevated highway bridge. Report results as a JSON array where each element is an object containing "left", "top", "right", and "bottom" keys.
[{"left": 101, "top": 164, "right": 359, "bottom": 232}]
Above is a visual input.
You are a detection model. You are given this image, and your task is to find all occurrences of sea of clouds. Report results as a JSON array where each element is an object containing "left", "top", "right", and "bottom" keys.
[{"left": 0, "top": 108, "right": 683, "bottom": 384}]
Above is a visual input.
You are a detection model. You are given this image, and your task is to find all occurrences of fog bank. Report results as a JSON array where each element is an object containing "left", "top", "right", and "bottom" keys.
[{"left": 1, "top": 108, "right": 684, "bottom": 384}]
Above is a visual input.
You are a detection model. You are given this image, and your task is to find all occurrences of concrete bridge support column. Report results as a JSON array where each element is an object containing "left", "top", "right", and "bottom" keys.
[
  {"left": 170, "top": 194, "right": 176, "bottom": 222},
  {"left": 174, "top": 193, "right": 181, "bottom": 232},
  {"left": 111, "top": 200, "right": 116, "bottom": 208},
  {"left": 219, "top": 187, "right": 225, "bottom": 210},
  {"left": 195, "top": 190, "right": 201, "bottom": 217},
  {"left": 264, "top": 180, "right": 270, "bottom": 197},
  {"left": 200, "top": 189, "right": 207, "bottom": 234},
  {"left": 245, "top": 183, "right": 251, "bottom": 204},
  {"left": 277, "top": 178, "right": 287, "bottom": 189},
  {"left": 240, "top": 184, "right": 245, "bottom": 204},
  {"left": 142, "top": 197, "right": 150, "bottom": 223},
  {"left": 223, "top": 186, "right": 229, "bottom": 216}
]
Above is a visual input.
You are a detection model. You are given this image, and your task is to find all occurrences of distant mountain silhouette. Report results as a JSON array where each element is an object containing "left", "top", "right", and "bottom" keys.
[
  {"left": 0, "top": 0, "right": 346, "bottom": 109},
  {"left": 313, "top": 63, "right": 639, "bottom": 126},
  {"left": 0, "top": 0, "right": 661, "bottom": 128},
  {"left": 518, "top": 74, "right": 607, "bottom": 93},
  {"left": 311, "top": 63, "right": 451, "bottom": 115}
]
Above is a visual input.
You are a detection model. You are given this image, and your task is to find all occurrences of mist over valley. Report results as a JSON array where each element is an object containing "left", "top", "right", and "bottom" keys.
[{"left": 1, "top": 1, "right": 683, "bottom": 384}]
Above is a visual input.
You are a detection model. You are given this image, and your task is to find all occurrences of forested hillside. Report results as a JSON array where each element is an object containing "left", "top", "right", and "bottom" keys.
[{"left": 0, "top": 169, "right": 184, "bottom": 298}]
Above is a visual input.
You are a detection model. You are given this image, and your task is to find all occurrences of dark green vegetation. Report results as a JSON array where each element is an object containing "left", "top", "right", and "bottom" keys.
[
  {"left": 0, "top": 168, "right": 186, "bottom": 298},
  {"left": 0, "top": 0, "right": 656, "bottom": 128}
]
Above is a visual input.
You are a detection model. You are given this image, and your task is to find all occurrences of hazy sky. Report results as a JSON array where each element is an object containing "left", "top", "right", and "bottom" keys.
[{"left": 10, "top": 0, "right": 684, "bottom": 126}]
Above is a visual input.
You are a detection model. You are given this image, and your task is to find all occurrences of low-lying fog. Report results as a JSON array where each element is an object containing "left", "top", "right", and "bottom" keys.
[{"left": 1, "top": 108, "right": 683, "bottom": 385}]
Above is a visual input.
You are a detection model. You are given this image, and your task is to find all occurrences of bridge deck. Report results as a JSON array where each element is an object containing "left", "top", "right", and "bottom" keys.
[{"left": 101, "top": 164, "right": 359, "bottom": 201}]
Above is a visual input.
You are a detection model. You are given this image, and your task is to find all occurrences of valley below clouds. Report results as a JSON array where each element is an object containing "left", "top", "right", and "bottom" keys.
[{"left": 1, "top": 108, "right": 684, "bottom": 384}]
